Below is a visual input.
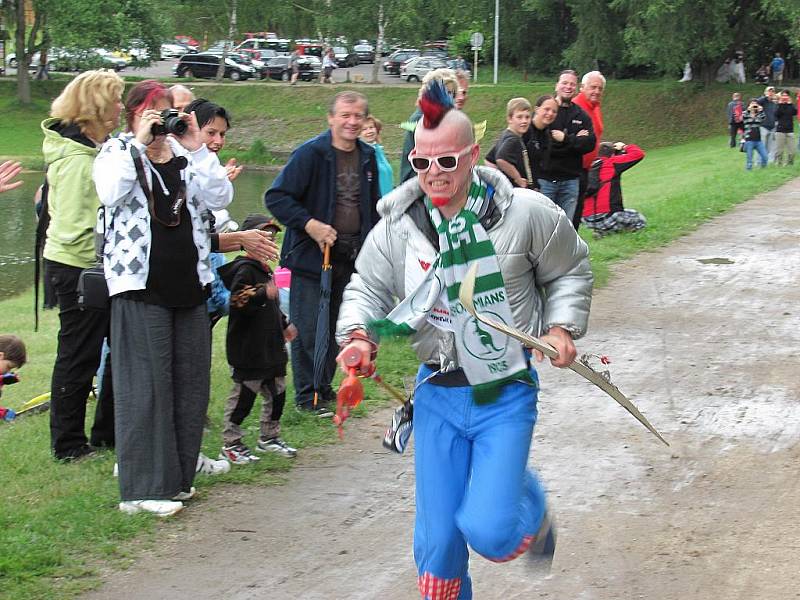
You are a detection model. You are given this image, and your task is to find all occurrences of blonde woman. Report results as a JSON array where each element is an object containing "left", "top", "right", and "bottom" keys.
[{"left": 41, "top": 69, "right": 124, "bottom": 461}]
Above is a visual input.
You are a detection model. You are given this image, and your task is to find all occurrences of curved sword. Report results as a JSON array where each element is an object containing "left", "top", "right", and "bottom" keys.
[{"left": 459, "top": 264, "right": 668, "bottom": 446}]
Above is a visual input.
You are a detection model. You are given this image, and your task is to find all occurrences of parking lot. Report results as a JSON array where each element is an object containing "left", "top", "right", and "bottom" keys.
[{"left": 4, "top": 58, "right": 415, "bottom": 85}]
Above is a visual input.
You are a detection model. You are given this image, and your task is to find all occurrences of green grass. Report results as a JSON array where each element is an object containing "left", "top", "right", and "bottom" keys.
[
  {"left": 584, "top": 136, "right": 799, "bottom": 285},
  {"left": 0, "top": 77, "right": 776, "bottom": 165},
  {"left": 0, "top": 289, "right": 415, "bottom": 599}
]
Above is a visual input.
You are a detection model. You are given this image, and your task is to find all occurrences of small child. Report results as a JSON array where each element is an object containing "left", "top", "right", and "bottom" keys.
[
  {"left": 0, "top": 335, "right": 26, "bottom": 420},
  {"left": 218, "top": 215, "right": 298, "bottom": 464},
  {"left": 359, "top": 116, "right": 394, "bottom": 197},
  {"left": 491, "top": 97, "right": 536, "bottom": 189},
  {"left": 581, "top": 142, "right": 647, "bottom": 238}
]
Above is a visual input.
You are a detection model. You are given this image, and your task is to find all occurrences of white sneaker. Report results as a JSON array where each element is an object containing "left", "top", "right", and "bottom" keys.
[
  {"left": 119, "top": 499, "right": 184, "bottom": 517},
  {"left": 196, "top": 452, "right": 231, "bottom": 475},
  {"left": 172, "top": 486, "right": 196, "bottom": 501}
]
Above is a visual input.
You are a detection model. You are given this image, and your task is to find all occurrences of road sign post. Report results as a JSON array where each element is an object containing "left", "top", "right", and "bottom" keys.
[{"left": 470, "top": 32, "right": 483, "bottom": 83}]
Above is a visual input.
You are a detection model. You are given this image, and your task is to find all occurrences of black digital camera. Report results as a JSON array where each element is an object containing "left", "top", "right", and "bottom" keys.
[{"left": 151, "top": 109, "right": 188, "bottom": 136}]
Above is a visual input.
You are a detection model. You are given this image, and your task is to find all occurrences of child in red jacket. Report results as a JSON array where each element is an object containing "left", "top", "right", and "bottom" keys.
[{"left": 581, "top": 142, "right": 647, "bottom": 238}]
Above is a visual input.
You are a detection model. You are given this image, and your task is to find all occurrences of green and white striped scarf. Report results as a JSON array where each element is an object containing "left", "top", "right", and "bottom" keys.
[{"left": 371, "top": 174, "right": 530, "bottom": 403}]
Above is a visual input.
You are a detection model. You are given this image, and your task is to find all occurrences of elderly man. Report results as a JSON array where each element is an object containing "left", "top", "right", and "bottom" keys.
[
  {"left": 265, "top": 91, "right": 381, "bottom": 415},
  {"left": 169, "top": 84, "right": 195, "bottom": 112},
  {"left": 573, "top": 70, "right": 605, "bottom": 229},
  {"left": 336, "top": 82, "right": 593, "bottom": 599}
]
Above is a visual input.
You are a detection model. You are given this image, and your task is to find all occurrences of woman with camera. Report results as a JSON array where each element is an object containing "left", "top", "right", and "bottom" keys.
[
  {"left": 41, "top": 69, "right": 125, "bottom": 461},
  {"left": 94, "top": 80, "right": 233, "bottom": 516}
]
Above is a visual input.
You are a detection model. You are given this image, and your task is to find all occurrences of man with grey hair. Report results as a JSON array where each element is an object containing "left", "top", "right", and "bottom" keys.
[
  {"left": 169, "top": 84, "right": 195, "bottom": 112},
  {"left": 265, "top": 91, "right": 381, "bottom": 415},
  {"left": 336, "top": 83, "right": 592, "bottom": 598},
  {"left": 573, "top": 70, "right": 606, "bottom": 229}
]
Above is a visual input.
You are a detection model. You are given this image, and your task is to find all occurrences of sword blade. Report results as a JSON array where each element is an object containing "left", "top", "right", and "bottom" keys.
[{"left": 459, "top": 264, "right": 669, "bottom": 446}]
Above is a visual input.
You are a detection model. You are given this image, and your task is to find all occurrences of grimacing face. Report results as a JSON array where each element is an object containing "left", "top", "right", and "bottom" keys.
[{"left": 414, "top": 120, "right": 478, "bottom": 207}]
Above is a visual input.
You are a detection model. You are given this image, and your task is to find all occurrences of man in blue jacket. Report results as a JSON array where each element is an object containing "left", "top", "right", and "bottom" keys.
[{"left": 265, "top": 91, "right": 380, "bottom": 415}]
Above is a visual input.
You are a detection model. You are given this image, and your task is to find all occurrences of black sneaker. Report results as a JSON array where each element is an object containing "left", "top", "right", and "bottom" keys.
[
  {"left": 527, "top": 511, "right": 556, "bottom": 574},
  {"left": 56, "top": 444, "right": 96, "bottom": 462},
  {"left": 296, "top": 404, "right": 334, "bottom": 418}
]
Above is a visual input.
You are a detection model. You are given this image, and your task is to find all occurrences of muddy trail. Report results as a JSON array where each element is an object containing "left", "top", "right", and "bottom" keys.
[{"left": 85, "top": 179, "right": 800, "bottom": 600}]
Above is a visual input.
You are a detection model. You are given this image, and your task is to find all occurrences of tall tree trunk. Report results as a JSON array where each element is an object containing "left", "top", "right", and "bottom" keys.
[
  {"left": 370, "top": 3, "right": 385, "bottom": 84},
  {"left": 216, "top": 0, "right": 237, "bottom": 82},
  {"left": 15, "top": 0, "right": 31, "bottom": 105}
]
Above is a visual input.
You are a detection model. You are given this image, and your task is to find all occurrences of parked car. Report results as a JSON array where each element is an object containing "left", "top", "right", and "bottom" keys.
[
  {"left": 447, "top": 57, "right": 471, "bottom": 73},
  {"left": 160, "top": 42, "right": 192, "bottom": 58},
  {"left": 235, "top": 38, "right": 274, "bottom": 59},
  {"left": 256, "top": 49, "right": 278, "bottom": 61},
  {"left": 353, "top": 43, "right": 375, "bottom": 63},
  {"left": 332, "top": 46, "right": 358, "bottom": 67},
  {"left": 5, "top": 52, "right": 53, "bottom": 70},
  {"left": 400, "top": 56, "right": 448, "bottom": 82},
  {"left": 175, "top": 35, "right": 200, "bottom": 49},
  {"left": 94, "top": 49, "right": 128, "bottom": 70},
  {"left": 173, "top": 52, "right": 256, "bottom": 81},
  {"left": 263, "top": 55, "right": 320, "bottom": 81},
  {"left": 383, "top": 49, "right": 420, "bottom": 74},
  {"left": 295, "top": 40, "right": 324, "bottom": 57}
]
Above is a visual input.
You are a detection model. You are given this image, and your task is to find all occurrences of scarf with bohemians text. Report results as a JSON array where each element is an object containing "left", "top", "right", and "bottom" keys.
[{"left": 370, "top": 174, "right": 531, "bottom": 403}]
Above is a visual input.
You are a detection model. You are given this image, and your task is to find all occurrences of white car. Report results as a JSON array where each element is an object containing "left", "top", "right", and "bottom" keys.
[
  {"left": 5, "top": 52, "right": 53, "bottom": 70},
  {"left": 160, "top": 42, "right": 190, "bottom": 58},
  {"left": 400, "top": 56, "right": 448, "bottom": 82}
]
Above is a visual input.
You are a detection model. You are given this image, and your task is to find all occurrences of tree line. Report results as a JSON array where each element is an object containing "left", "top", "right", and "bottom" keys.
[{"left": 5, "top": 0, "right": 800, "bottom": 103}]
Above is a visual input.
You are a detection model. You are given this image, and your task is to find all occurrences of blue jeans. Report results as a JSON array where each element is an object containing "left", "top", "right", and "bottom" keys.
[
  {"left": 536, "top": 177, "right": 579, "bottom": 220},
  {"left": 289, "top": 264, "right": 354, "bottom": 409},
  {"left": 413, "top": 364, "right": 546, "bottom": 600},
  {"left": 744, "top": 140, "right": 768, "bottom": 170}
]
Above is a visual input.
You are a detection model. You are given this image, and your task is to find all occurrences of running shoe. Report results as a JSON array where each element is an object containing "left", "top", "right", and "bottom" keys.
[
  {"left": 219, "top": 442, "right": 260, "bottom": 464},
  {"left": 119, "top": 499, "right": 183, "bottom": 517},
  {"left": 196, "top": 452, "right": 231, "bottom": 475},
  {"left": 256, "top": 437, "right": 297, "bottom": 458}
]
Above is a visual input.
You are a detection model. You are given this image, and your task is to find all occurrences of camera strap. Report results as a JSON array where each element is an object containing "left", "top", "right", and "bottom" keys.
[{"left": 130, "top": 145, "right": 186, "bottom": 227}]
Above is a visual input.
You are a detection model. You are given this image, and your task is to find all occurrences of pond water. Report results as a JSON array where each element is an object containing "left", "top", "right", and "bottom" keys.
[{"left": 0, "top": 170, "right": 276, "bottom": 301}]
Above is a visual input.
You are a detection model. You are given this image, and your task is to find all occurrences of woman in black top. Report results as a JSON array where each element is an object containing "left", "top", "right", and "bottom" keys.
[
  {"left": 527, "top": 94, "right": 559, "bottom": 183},
  {"left": 96, "top": 80, "right": 233, "bottom": 516}
]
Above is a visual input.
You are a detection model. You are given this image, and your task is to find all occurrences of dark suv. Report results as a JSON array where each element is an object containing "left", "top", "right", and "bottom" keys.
[
  {"left": 173, "top": 52, "right": 255, "bottom": 81},
  {"left": 264, "top": 56, "right": 321, "bottom": 81},
  {"left": 383, "top": 49, "right": 420, "bottom": 75}
]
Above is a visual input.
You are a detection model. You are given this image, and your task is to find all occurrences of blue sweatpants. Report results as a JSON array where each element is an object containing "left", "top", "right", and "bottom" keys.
[{"left": 413, "top": 364, "right": 547, "bottom": 600}]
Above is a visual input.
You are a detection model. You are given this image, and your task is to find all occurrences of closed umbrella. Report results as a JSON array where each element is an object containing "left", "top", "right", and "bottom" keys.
[{"left": 312, "top": 244, "right": 333, "bottom": 408}]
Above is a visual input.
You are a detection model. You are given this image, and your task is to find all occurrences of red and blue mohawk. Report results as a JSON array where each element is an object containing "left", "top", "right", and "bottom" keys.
[{"left": 419, "top": 79, "right": 455, "bottom": 128}]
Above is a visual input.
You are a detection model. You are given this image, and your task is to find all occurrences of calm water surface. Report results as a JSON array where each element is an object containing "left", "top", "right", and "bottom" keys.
[{"left": 0, "top": 170, "right": 276, "bottom": 300}]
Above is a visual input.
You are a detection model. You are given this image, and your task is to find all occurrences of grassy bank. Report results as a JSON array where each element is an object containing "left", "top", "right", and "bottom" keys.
[
  {"left": 0, "top": 77, "right": 777, "bottom": 166},
  {"left": 1, "top": 131, "right": 797, "bottom": 599}
]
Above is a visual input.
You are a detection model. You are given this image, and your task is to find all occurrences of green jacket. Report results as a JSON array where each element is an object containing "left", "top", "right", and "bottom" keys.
[{"left": 41, "top": 118, "right": 100, "bottom": 269}]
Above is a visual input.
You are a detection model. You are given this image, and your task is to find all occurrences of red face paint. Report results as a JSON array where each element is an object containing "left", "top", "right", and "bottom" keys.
[{"left": 431, "top": 196, "right": 449, "bottom": 207}]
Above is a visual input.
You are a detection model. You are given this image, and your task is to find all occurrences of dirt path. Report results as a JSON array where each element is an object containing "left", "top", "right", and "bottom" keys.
[{"left": 85, "top": 180, "right": 800, "bottom": 600}]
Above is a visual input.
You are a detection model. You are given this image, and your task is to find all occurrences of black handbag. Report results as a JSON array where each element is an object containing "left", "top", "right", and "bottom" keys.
[
  {"left": 77, "top": 263, "right": 109, "bottom": 310},
  {"left": 77, "top": 207, "right": 110, "bottom": 310}
]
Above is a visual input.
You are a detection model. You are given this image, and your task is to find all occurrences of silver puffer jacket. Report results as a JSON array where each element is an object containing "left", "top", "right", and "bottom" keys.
[{"left": 335, "top": 166, "right": 593, "bottom": 370}]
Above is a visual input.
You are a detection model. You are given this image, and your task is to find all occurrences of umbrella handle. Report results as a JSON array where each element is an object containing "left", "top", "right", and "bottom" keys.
[{"left": 323, "top": 243, "right": 331, "bottom": 268}]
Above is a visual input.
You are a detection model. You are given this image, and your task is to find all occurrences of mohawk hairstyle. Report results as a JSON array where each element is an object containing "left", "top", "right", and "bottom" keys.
[{"left": 419, "top": 80, "right": 455, "bottom": 129}]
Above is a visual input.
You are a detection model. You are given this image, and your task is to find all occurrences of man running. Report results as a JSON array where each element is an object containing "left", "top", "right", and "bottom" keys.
[{"left": 336, "top": 81, "right": 593, "bottom": 599}]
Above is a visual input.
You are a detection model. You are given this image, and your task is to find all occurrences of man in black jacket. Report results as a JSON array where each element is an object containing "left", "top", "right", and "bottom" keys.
[
  {"left": 264, "top": 91, "right": 380, "bottom": 415},
  {"left": 536, "top": 70, "right": 596, "bottom": 222}
]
